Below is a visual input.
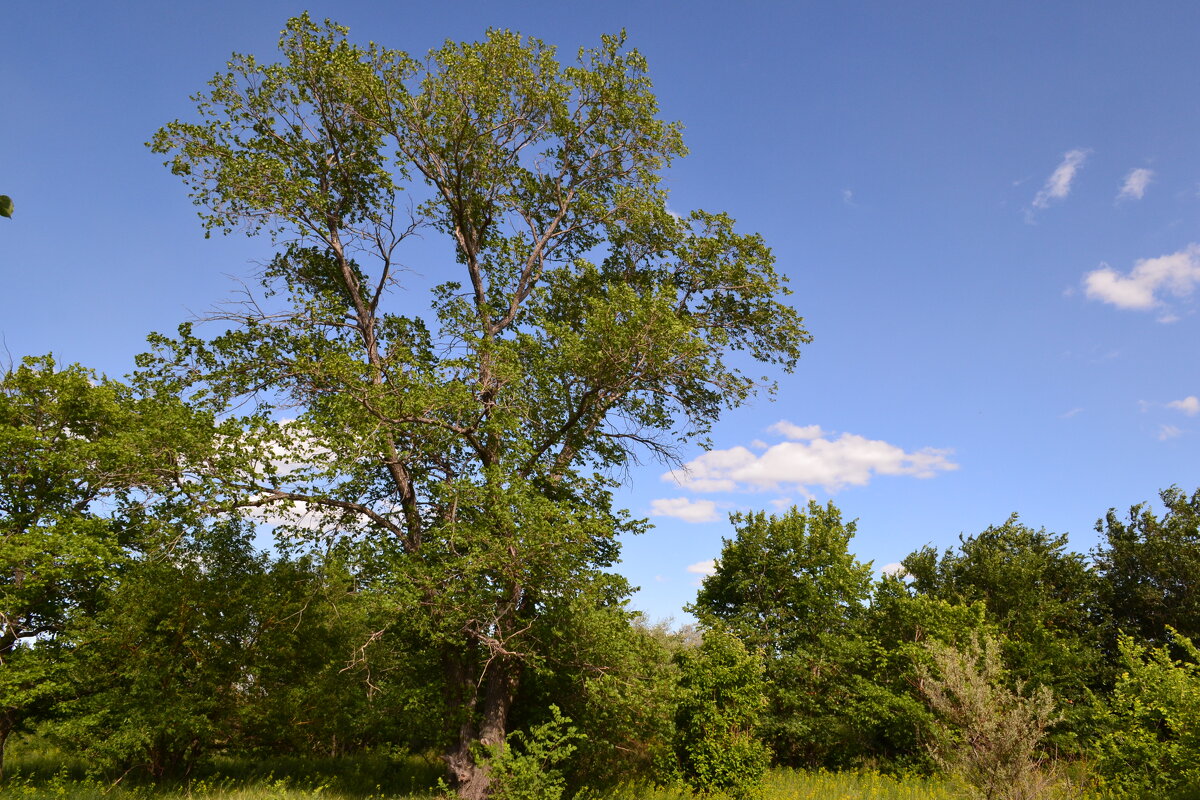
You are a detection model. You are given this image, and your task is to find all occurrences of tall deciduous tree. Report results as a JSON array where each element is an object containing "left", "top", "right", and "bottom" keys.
[{"left": 148, "top": 16, "right": 807, "bottom": 796}]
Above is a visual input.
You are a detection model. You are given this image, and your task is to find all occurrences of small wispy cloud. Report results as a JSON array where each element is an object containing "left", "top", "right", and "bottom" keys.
[
  {"left": 686, "top": 559, "right": 717, "bottom": 576},
  {"left": 1060, "top": 407, "right": 1084, "bottom": 419},
  {"left": 650, "top": 497, "right": 720, "bottom": 523},
  {"left": 842, "top": 189, "right": 857, "bottom": 207},
  {"left": 1118, "top": 168, "right": 1154, "bottom": 201},
  {"left": 1168, "top": 396, "right": 1200, "bottom": 416},
  {"left": 1083, "top": 244, "right": 1200, "bottom": 313},
  {"left": 1031, "top": 149, "right": 1090, "bottom": 211},
  {"left": 1159, "top": 424, "right": 1183, "bottom": 441}
]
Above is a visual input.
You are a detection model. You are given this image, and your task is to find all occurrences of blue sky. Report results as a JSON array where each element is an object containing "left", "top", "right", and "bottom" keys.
[{"left": 3, "top": 2, "right": 1198, "bottom": 621}]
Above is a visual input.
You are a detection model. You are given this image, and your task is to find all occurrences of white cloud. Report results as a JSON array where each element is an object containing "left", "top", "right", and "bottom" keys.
[
  {"left": 650, "top": 497, "right": 720, "bottom": 523},
  {"left": 1032, "top": 149, "right": 1090, "bottom": 210},
  {"left": 1118, "top": 168, "right": 1154, "bottom": 201},
  {"left": 769, "top": 421, "right": 826, "bottom": 440},
  {"left": 663, "top": 422, "right": 958, "bottom": 495},
  {"left": 686, "top": 559, "right": 718, "bottom": 576},
  {"left": 880, "top": 562, "right": 907, "bottom": 577},
  {"left": 842, "top": 189, "right": 856, "bottom": 206},
  {"left": 1060, "top": 407, "right": 1084, "bottom": 419},
  {"left": 1083, "top": 245, "right": 1200, "bottom": 311},
  {"left": 1159, "top": 424, "right": 1183, "bottom": 441},
  {"left": 1168, "top": 396, "right": 1200, "bottom": 416}
]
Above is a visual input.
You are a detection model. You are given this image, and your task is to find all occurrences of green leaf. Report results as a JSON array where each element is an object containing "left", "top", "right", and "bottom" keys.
[{"left": 0, "top": 195, "right": 12, "bottom": 218}]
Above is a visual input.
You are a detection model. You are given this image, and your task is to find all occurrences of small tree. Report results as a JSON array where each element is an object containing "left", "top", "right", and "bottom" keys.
[
  {"left": 918, "top": 634, "right": 1062, "bottom": 800},
  {"left": 1094, "top": 487, "right": 1200, "bottom": 648},
  {"left": 0, "top": 356, "right": 209, "bottom": 779}
]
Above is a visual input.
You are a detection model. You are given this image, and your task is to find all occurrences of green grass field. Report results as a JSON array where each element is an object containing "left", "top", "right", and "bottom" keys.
[{"left": 1, "top": 737, "right": 967, "bottom": 800}]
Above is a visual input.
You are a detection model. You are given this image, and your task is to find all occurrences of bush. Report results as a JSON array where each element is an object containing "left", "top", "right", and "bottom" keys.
[
  {"left": 485, "top": 706, "right": 584, "bottom": 800},
  {"left": 1094, "top": 629, "right": 1200, "bottom": 799},
  {"left": 918, "top": 634, "right": 1065, "bottom": 800},
  {"left": 671, "top": 628, "right": 770, "bottom": 799}
]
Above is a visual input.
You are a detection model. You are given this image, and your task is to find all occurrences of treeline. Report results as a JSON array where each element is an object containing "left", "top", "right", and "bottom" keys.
[
  {"left": 692, "top": 497, "right": 1200, "bottom": 798},
  {"left": 4, "top": 358, "right": 1200, "bottom": 798}
]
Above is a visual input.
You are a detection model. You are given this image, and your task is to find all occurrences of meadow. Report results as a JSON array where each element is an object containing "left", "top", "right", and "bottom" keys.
[{"left": 1, "top": 737, "right": 969, "bottom": 800}]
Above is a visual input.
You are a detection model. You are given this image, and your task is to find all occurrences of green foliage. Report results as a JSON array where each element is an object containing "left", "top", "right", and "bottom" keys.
[
  {"left": 856, "top": 578, "right": 998, "bottom": 770},
  {"left": 1094, "top": 486, "right": 1200, "bottom": 648},
  {"left": 0, "top": 356, "right": 211, "bottom": 777},
  {"left": 50, "top": 520, "right": 269, "bottom": 778},
  {"left": 691, "top": 503, "right": 875, "bottom": 768},
  {"left": 902, "top": 516, "right": 1104, "bottom": 745},
  {"left": 918, "top": 634, "right": 1063, "bottom": 800},
  {"left": 517, "top": 602, "right": 678, "bottom": 787},
  {"left": 483, "top": 706, "right": 584, "bottom": 800},
  {"left": 671, "top": 628, "right": 770, "bottom": 798},
  {"left": 1094, "top": 630, "right": 1200, "bottom": 799},
  {"left": 0, "top": 195, "right": 12, "bottom": 218}
]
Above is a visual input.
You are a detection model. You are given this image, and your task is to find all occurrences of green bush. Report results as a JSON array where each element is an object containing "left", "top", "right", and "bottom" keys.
[
  {"left": 485, "top": 706, "right": 584, "bottom": 800},
  {"left": 1095, "top": 629, "right": 1200, "bottom": 798},
  {"left": 671, "top": 628, "right": 770, "bottom": 799}
]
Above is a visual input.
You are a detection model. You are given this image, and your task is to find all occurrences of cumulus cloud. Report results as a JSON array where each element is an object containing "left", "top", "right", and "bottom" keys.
[
  {"left": 662, "top": 422, "right": 958, "bottom": 495},
  {"left": 650, "top": 497, "right": 721, "bottom": 523},
  {"left": 687, "top": 559, "right": 718, "bottom": 576},
  {"left": 1032, "top": 149, "right": 1090, "bottom": 210},
  {"left": 1083, "top": 245, "right": 1200, "bottom": 311},
  {"left": 1118, "top": 168, "right": 1154, "bottom": 201},
  {"left": 1168, "top": 396, "right": 1200, "bottom": 416},
  {"left": 880, "top": 562, "right": 907, "bottom": 577}
]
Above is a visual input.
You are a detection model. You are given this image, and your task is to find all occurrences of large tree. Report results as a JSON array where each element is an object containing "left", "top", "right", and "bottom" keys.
[{"left": 148, "top": 16, "right": 807, "bottom": 797}]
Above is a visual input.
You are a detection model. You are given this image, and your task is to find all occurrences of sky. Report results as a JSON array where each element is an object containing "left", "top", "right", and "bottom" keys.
[{"left": 3, "top": 2, "right": 1199, "bottom": 622}]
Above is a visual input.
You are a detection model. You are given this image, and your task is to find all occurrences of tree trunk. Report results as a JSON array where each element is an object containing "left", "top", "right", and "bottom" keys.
[
  {"left": 443, "top": 648, "right": 521, "bottom": 800},
  {"left": 0, "top": 710, "right": 13, "bottom": 783}
]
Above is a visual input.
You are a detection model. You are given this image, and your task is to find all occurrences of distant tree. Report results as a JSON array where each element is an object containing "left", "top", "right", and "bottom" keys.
[
  {"left": 691, "top": 502, "right": 874, "bottom": 766},
  {"left": 1093, "top": 486, "right": 1200, "bottom": 647},
  {"left": 53, "top": 519, "right": 266, "bottom": 778},
  {"left": 0, "top": 356, "right": 208, "bottom": 779},
  {"left": 901, "top": 517, "right": 1104, "bottom": 720},
  {"left": 147, "top": 15, "right": 807, "bottom": 797},
  {"left": 859, "top": 575, "right": 998, "bottom": 769},
  {"left": 0, "top": 196, "right": 12, "bottom": 218},
  {"left": 514, "top": 597, "right": 679, "bottom": 788}
]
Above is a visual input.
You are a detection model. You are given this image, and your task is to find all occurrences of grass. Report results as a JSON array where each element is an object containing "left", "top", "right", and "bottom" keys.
[{"left": 0, "top": 738, "right": 973, "bottom": 799}]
